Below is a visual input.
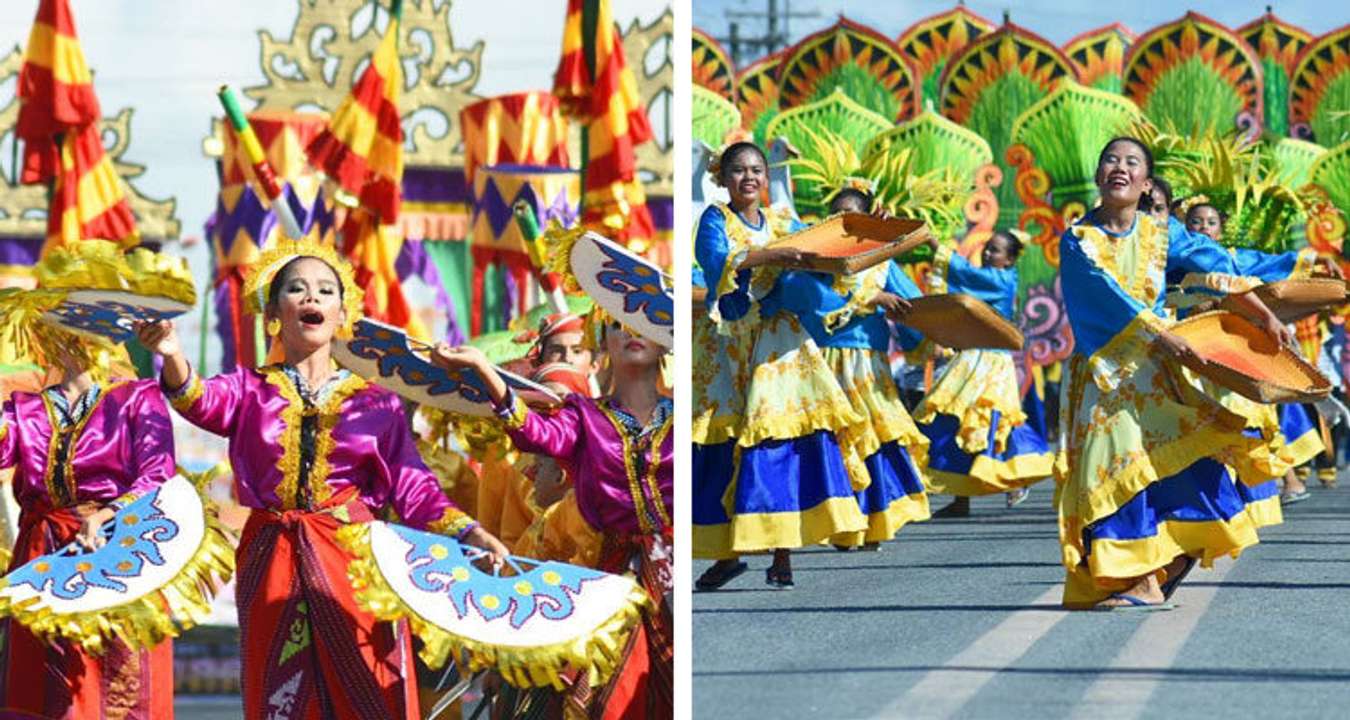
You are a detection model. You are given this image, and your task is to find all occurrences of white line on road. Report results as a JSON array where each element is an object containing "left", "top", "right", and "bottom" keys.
[
  {"left": 874, "top": 586, "right": 1069, "bottom": 719},
  {"left": 1069, "top": 557, "right": 1236, "bottom": 720}
]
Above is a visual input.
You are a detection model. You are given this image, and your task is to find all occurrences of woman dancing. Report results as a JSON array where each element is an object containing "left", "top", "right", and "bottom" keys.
[
  {"left": 434, "top": 318, "right": 672, "bottom": 718},
  {"left": 137, "top": 240, "right": 507, "bottom": 719},
  {"left": 1057, "top": 138, "right": 1291, "bottom": 609},
  {"left": 0, "top": 243, "right": 189, "bottom": 718},
  {"left": 915, "top": 230, "right": 1055, "bottom": 517},
  {"left": 692, "top": 141, "right": 866, "bottom": 590}
]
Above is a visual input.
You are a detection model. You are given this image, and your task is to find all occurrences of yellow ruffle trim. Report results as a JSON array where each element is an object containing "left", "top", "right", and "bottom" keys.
[
  {"left": 336, "top": 522, "right": 651, "bottom": 690},
  {"left": 727, "top": 496, "right": 867, "bottom": 553},
  {"left": 913, "top": 350, "right": 1024, "bottom": 456},
  {"left": 926, "top": 452, "right": 1055, "bottom": 497},
  {"left": 39, "top": 240, "right": 196, "bottom": 306},
  {"left": 0, "top": 483, "right": 237, "bottom": 654},
  {"left": 830, "top": 492, "right": 931, "bottom": 547},
  {"left": 823, "top": 347, "right": 929, "bottom": 491},
  {"left": 1062, "top": 494, "right": 1280, "bottom": 608}
]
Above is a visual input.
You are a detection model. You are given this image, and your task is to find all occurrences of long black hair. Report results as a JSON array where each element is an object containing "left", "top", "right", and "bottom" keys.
[{"left": 716, "top": 141, "right": 767, "bottom": 184}]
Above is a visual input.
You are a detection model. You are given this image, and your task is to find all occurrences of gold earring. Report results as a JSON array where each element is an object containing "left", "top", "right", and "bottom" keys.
[{"left": 266, "top": 318, "right": 281, "bottom": 337}]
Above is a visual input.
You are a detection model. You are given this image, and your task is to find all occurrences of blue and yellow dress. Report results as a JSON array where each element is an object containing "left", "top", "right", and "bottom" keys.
[
  {"left": 1168, "top": 238, "right": 1324, "bottom": 508},
  {"left": 1057, "top": 212, "right": 1285, "bottom": 607},
  {"left": 913, "top": 246, "right": 1054, "bottom": 497},
  {"left": 692, "top": 203, "right": 866, "bottom": 557},
  {"left": 769, "top": 259, "right": 932, "bottom": 547}
]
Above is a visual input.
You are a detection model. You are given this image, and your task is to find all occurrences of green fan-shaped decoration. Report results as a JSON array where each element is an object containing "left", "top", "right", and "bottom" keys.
[
  {"left": 1270, "top": 137, "right": 1326, "bottom": 190},
  {"left": 1123, "top": 12, "right": 1264, "bottom": 138},
  {"left": 692, "top": 85, "right": 743, "bottom": 149},
  {"left": 862, "top": 111, "right": 992, "bottom": 181},
  {"left": 736, "top": 51, "right": 783, "bottom": 146},
  {"left": 1289, "top": 23, "right": 1350, "bottom": 145},
  {"left": 861, "top": 147, "right": 971, "bottom": 248},
  {"left": 515, "top": 295, "right": 595, "bottom": 333},
  {"left": 896, "top": 6, "right": 997, "bottom": 110},
  {"left": 766, "top": 89, "right": 893, "bottom": 216},
  {"left": 1310, "top": 141, "right": 1350, "bottom": 220},
  {"left": 1239, "top": 12, "right": 1314, "bottom": 138},
  {"left": 939, "top": 22, "right": 1076, "bottom": 226},
  {"left": 468, "top": 330, "right": 534, "bottom": 365},
  {"left": 1010, "top": 81, "right": 1143, "bottom": 207},
  {"left": 692, "top": 28, "right": 736, "bottom": 100},
  {"left": 778, "top": 17, "right": 918, "bottom": 122},
  {"left": 1064, "top": 24, "right": 1136, "bottom": 93}
]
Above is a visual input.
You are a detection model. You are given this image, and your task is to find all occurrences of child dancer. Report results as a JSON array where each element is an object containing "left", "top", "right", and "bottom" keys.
[{"left": 914, "top": 231, "right": 1055, "bottom": 517}]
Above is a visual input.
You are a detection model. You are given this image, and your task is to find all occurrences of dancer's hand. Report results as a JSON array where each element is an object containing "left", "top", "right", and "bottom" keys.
[
  {"left": 134, "top": 320, "right": 181, "bottom": 358},
  {"left": 1154, "top": 330, "right": 1204, "bottom": 371},
  {"left": 869, "top": 292, "right": 912, "bottom": 321},
  {"left": 743, "top": 246, "right": 817, "bottom": 268},
  {"left": 430, "top": 343, "right": 490, "bottom": 373},
  {"left": 462, "top": 526, "right": 510, "bottom": 574},
  {"left": 1261, "top": 314, "right": 1295, "bottom": 349},
  {"left": 1314, "top": 256, "right": 1344, "bottom": 280},
  {"left": 76, "top": 507, "right": 116, "bottom": 550}
]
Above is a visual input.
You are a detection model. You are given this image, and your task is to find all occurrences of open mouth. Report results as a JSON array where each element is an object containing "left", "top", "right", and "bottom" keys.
[
  {"left": 299, "top": 311, "right": 325, "bottom": 327},
  {"left": 1107, "top": 174, "right": 1129, "bottom": 188},
  {"left": 738, "top": 182, "right": 758, "bottom": 194}
]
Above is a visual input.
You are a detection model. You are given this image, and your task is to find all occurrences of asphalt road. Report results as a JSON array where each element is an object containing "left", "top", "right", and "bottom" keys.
[{"left": 693, "top": 481, "right": 1350, "bottom": 719}]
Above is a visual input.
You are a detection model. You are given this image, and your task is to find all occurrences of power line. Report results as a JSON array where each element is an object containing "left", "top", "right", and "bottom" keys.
[{"left": 714, "top": 0, "right": 820, "bottom": 66}]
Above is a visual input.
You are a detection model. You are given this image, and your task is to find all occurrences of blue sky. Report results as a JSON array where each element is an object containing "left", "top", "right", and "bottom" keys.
[{"left": 693, "top": 0, "right": 1348, "bottom": 63}]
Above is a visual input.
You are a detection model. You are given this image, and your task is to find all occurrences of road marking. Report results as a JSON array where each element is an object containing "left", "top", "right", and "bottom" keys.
[
  {"left": 874, "top": 586, "right": 1069, "bottom": 719},
  {"left": 1070, "top": 558, "right": 1236, "bottom": 720}
]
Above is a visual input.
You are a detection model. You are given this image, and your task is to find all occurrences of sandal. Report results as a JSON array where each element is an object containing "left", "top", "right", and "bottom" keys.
[
  {"left": 1091, "top": 592, "right": 1174, "bottom": 612},
  {"left": 1160, "top": 556, "right": 1197, "bottom": 601},
  {"left": 695, "top": 560, "right": 747, "bottom": 591},
  {"left": 1006, "top": 487, "right": 1030, "bottom": 509},
  {"left": 1280, "top": 489, "right": 1311, "bottom": 506},
  {"left": 765, "top": 566, "right": 795, "bottom": 589}
]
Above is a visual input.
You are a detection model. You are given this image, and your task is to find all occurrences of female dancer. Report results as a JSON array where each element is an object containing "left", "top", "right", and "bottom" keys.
[
  {"left": 0, "top": 244, "right": 183, "bottom": 718},
  {"left": 433, "top": 319, "right": 672, "bottom": 718},
  {"left": 770, "top": 185, "right": 932, "bottom": 551},
  {"left": 692, "top": 141, "right": 866, "bottom": 589},
  {"left": 137, "top": 240, "right": 507, "bottom": 719},
  {"left": 1057, "top": 137, "right": 1290, "bottom": 609},
  {"left": 915, "top": 230, "right": 1055, "bottom": 516}
]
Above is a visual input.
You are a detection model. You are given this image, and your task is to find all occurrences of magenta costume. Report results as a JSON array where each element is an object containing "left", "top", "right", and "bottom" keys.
[
  {"left": 167, "top": 364, "right": 472, "bottom": 719},
  {"left": 499, "top": 393, "right": 673, "bottom": 536},
  {"left": 0, "top": 379, "right": 177, "bottom": 718}
]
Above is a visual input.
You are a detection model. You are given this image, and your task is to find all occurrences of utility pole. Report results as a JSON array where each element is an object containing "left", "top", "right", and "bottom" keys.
[{"left": 717, "top": 0, "right": 819, "bottom": 66}]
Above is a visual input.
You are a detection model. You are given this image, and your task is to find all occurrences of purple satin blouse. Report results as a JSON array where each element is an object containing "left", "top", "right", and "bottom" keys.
[
  {"left": 0, "top": 379, "right": 175, "bottom": 510},
  {"left": 502, "top": 394, "right": 673, "bottom": 536},
  {"left": 169, "top": 365, "right": 472, "bottom": 535}
]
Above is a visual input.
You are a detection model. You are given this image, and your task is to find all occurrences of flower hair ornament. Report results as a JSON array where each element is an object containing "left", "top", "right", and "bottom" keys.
[
  {"left": 1175, "top": 194, "right": 1213, "bottom": 219},
  {"left": 241, "top": 238, "right": 365, "bottom": 339},
  {"left": 823, "top": 176, "right": 878, "bottom": 208}
]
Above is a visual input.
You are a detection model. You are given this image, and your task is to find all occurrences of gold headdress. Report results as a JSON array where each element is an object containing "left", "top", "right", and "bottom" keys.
[
  {"left": 0, "top": 240, "right": 186, "bottom": 375},
  {"left": 241, "top": 239, "right": 364, "bottom": 339},
  {"left": 1175, "top": 194, "right": 1213, "bottom": 220}
]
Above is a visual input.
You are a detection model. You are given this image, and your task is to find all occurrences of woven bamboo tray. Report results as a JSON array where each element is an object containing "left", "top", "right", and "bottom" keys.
[
  {"left": 766, "top": 213, "right": 931, "bottom": 275},
  {"left": 1172, "top": 311, "right": 1331, "bottom": 404},
  {"left": 1220, "top": 278, "right": 1348, "bottom": 324},
  {"left": 900, "top": 294, "right": 1024, "bottom": 351}
]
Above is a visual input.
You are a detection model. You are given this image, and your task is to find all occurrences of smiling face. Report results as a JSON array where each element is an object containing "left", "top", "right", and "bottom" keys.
[
  {"left": 267, "top": 257, "right": 345, "bottom": 356},
  {"left": 981, "top": 234, "right": 1018, "bottom": 269},
  {"left": 1095, "top": 139, "right": 1152, "bottom": 209},
  {"left": 539, "top": 331, "right": 594, "bottom": 374},
  {"left": 720, "top": 146, "right": 767, "bottom": 212},
  {"left": 1186, "top": 204, "right": 1223, "bottom": 240},
  {"left": 604, "top": 323, "right": 664, "bottom": 370}
]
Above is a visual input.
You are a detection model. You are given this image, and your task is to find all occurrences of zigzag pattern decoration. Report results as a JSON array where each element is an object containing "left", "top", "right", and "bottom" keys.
[
  {"left": 1272, "top": 137, "right": 1327, "bottom": 190},
  {"left": 1064, "top": 24, "right": 1136, "bottom": 93},
  {"left": 778, "top": 17, "right": 918, "bottom": 121},
  {"left": 470, "top": 168, "right": 579, "bottom": 253},
  {"left": 1290, "top": 23, "right": 1350, "bottom": 145},
  {"left": 1239, "top": 12, "right": 1313, "bottom": 137},
  {"left": 735, "top": 51, "right": 784, "bottom": 145},
  {"left": 693, "top": 28, "right": 736, "bottom": 100},
  {"left": 1123, "top": 12, "right": 1264, "bottom": 137},
  {"left": 895, "top": 5, "right": 997, "bottom": 110},
  {"left": 459, "top": 92, "right": 571, "bottom": 187}
]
